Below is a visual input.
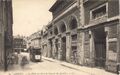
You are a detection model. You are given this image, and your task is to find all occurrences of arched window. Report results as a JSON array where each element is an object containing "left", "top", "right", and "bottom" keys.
[
  {"left": 60, "top": 23, "right": 66, "bottom": 33},
  {"left": 54, "top": 27, "right": 58, "bottom": 35},
  {"left": 69, "top": 17, "right": 78, "bottom": 30}
]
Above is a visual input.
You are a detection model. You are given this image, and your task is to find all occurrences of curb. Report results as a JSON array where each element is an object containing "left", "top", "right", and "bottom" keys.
[
  {"left": 42, "top": 57, "right": 94, "bottom": 75},
  {"left": 43, "top": 57, "right": 116, "bottom": 75}
]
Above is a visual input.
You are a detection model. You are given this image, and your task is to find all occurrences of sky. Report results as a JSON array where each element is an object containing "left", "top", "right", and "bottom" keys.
[{"left": 12, "top": 0, "right": 56, "bottom": 36}]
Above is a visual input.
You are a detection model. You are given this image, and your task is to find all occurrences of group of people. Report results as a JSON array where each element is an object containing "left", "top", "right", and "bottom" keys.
[{"left": 8, "top": 52, "right": 29, "bottom": 68}]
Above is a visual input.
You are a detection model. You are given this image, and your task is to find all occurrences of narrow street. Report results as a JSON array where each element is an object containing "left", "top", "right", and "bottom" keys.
[
  {"left": 0, "top": 0, "right": 119, "bottom": 75},
  {"left": 3, "top": 52, "right": 90, "bottom": 75},
  {"left": 0, "top": 52, "right": 116, "bottom": 75}
]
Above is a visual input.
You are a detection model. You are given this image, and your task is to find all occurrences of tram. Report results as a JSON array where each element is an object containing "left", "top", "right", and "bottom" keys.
[{"left": 29, "top": 47, "right": 42, "bottom": 62}]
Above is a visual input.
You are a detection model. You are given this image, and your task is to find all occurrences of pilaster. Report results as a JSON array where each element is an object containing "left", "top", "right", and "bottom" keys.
[
  {"left": 77, "top": 30, "right": 84, "bottom": 65},
  {"left": 89, "top": 30, "right": 95, "bottom": 67},
  {"left": 66, "top": 32, "right": 71, "bottom": 62}
]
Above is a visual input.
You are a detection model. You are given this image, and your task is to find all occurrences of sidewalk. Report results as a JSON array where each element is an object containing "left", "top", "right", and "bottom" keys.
[{"left": 43, "top": 57, "right": 116, "bottom": 75}]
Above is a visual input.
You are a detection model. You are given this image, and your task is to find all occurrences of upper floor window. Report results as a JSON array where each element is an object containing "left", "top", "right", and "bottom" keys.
[
  {"left": 60, "top": 23, "right": 66, "bottom": 33},
  {"left": 69, "top": 17, "right": 78, "bottom": 30},
  {"left": 90, "top": 3, "right": 108, "bottom": 20},
  {"left": 54, "top": 27, "right": 58, "bottom": 35}
]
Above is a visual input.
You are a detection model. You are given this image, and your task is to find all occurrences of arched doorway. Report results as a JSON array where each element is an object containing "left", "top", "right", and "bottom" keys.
[
  {"left": 59, "top": 22, "right": 67, "bottom": 61},
  {"left": 55, "top": 39, "right": 59, "bottom": 59},
  {"left": 69, "top": 16, "right": 78, "bottom": 64},
  {"left": 53, "top": 27, "right": 59, "bottom": 59},
  {"left": 60, "top": 22, "right": 66, "bottom": 33},
  {"left": 54, "top": 27, "right": 58, "bottom": 35},
  {"left": 69, "top": 17, "right": 78, "bottom": 30},
  {"left": 61, "top": 37, "right": 66, "bottom": 61}
]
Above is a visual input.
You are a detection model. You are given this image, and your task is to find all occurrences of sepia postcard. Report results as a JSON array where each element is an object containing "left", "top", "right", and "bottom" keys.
[{"left": 0, "top": 0, "right": 119, "bottom": 75}]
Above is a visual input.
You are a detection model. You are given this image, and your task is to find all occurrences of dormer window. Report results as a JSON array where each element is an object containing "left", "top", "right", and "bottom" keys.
[{"left": 90, "top": 3, "right": 108, "bottom": 20}]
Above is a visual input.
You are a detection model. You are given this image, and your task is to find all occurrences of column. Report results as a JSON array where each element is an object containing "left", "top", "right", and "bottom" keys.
[
  {"left": 66, "top": 32, "right": 71, "bottom": 62},
  {"left": 52, "top": 38, "right": 56, "bottom": 59},
  {"left": 58, "top": 37, "right": 62, "bottom": 60},
  {"left": 89, "top": 30, "right": 95, "bottom": 67},
  {"left": 47, "top": 40, "right": 51, "bottom": 58},
  {"left": 105, "top": 27, "right": 109, "bottom": 65},
  {"left": 77, "top": 30, "right": 84, "bottom": 65}
]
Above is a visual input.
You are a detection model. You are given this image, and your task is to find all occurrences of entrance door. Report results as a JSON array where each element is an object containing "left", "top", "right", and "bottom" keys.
[
  {"left": 49, "top": 39, "right": 53, "bottom": 58},
  {"left": 55, "top": 39, "right": 58, "bottom": 59},
  {"left": 61, "top": 37, "right": 66, "bottom": 61},
  {"left": 93, "top": 27, "right": 106, "bottom": 67},
  {"left": 71, "top": 34, "right": 78, "bottom": 64}
]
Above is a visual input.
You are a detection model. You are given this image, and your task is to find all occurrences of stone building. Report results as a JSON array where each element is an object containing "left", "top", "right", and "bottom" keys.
[
  {"left": 29, "top": 31, "right": 42, "bottom": 49},
  {"left": 45, "top": 0, "right": 120, "bottom": 72},
  {"left": 82, "top": 0, "right": 120, "bottom": 72},
  {"left": 44, "top": 22, "right": 53, "bottom": 58},
  {"left": 41, "top": 26, "right": 49, "bottom": 57},
  {"left": 13, "top": 36, "right": 27, "bottom": 53},
  {"left": 49, "top": 0, "right": 83, "bottom": 64},
  {"left": 30, "top": 0, "right": 120, "bottom": 73},
  {"left": 0, "top": 0, "right": 13, "bottom": 70}
]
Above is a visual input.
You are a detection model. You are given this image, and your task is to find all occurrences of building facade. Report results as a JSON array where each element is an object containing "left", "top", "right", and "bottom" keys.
[
  {"left": 29, "top": 0, "right": 120, "bottom": 73},
  {"left": 13, "top": 36, "right": 27, "bottom": 53},
  {"left": 41, "top": 26, "right": 49, "bottom": 57},
  {"left": 0, "top": 0, "right": 13, "bottom": 71},
  {"left": 49, "top": 0, "right": 83, "bottom": 64},
  {"left": 28, "top": 31, "right": 42, "bottom": 50},
  {"left": 82, "top": 0, "right": 120, "bottom": 72}
]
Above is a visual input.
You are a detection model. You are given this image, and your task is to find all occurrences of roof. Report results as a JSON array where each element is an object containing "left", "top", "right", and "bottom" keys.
[{"left": 49, "top": 0, "right": 63, "bottom": 12}]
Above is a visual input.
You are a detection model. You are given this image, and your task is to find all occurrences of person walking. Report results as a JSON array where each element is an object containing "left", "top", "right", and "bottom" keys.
[{"left": 20, "top": 56, "right": 29, "bottom": 69}]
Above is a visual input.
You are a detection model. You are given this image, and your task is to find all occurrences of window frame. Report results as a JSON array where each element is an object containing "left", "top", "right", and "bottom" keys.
[{"left": 90, "top": 3, "right": 108, "bottom": 20}]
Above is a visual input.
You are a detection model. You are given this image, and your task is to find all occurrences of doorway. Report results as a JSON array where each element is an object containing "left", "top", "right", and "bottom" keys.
[
  {"left": 55, "top": 39, "right": 59, "bottom": 59},
  {"left": 61, "top": 37, "right": 66, "bottom": 61},
  {"left": 93, "top": 27, "right": 106, "bottom": 67}
]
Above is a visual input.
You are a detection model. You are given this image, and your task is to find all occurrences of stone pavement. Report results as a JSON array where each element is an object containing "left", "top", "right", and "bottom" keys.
[{"left": 43, "top": 57, "right": 116, "bottom": 75}]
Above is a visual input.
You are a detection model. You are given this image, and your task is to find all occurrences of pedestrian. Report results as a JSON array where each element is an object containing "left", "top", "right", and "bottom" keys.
[
  {"left": 13, "top": 52, "right": 19, "bottom": 64},
  {"left": 20, "top": 56, "right": 29, "bottom": 68}
]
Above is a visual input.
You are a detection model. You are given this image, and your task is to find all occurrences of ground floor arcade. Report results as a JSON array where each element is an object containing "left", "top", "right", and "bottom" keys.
[{"left": 42, "top": 20, "right": 120, "bottom": 73}]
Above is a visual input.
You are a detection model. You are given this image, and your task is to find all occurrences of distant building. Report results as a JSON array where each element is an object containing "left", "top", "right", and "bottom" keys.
[
  {"left": 0, "top": 0, "right": 13, "bottom": 71},
  {"left": 13, "top": 36, "right": 27, "bottom": 53},
  {"left": 28, "top": 31, "right": 42, "bottom": 49}
]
